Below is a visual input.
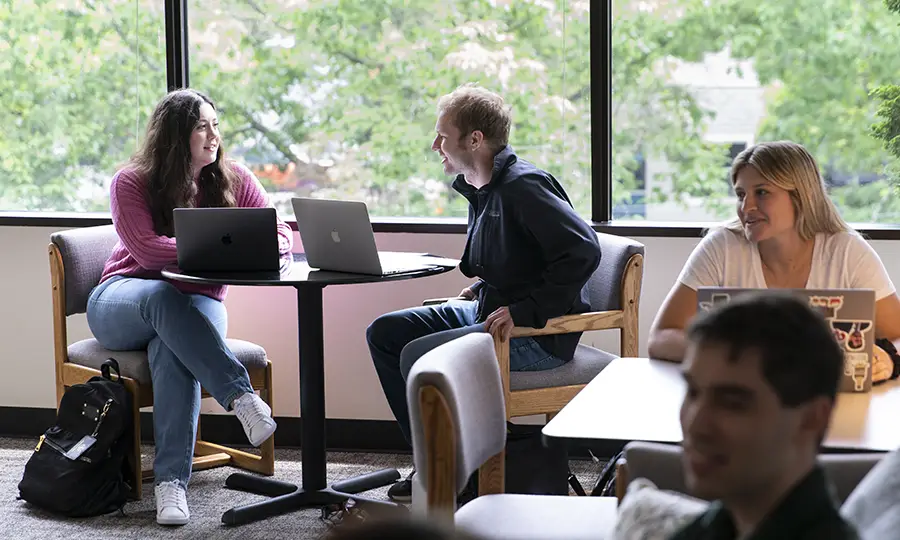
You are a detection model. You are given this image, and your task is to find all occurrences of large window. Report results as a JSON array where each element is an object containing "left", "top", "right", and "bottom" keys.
[
  {"left": 188, "top": 0, "right": 591, "bottom": 218},
  {"left": 611, "top": 0, "right": 900, "bottom": 224},
  {"left": 0, "top": 1, "right": 165, "bottom": 212}
]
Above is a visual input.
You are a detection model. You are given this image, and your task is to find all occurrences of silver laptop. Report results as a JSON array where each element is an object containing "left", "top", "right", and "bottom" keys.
[
  {"left": 696, "top": 287, "right": 877, "bottom": 393},
  {"left": 291, "top": 197, "right": 438, "bottom": 276},
  {"left": 173, "top": 207, "right": 280, "bottom": 272}
]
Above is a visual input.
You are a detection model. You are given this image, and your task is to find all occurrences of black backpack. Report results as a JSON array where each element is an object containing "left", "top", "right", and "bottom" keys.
[
  {"left": 18, "top": 358, "right": 134, "bottom": 517},
  {"left": 459, "top": 423, "right": 573, "bottom": 505}
]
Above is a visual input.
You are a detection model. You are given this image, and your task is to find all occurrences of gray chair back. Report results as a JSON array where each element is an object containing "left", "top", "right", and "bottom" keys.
[
  {"left": 407, "top": 333, "right": 507, "bottom": 494},
  {"left": 585, "top": 232, "right": 644, "bottom": 312},
  {"left": 622, "top": 441, "right": 884, "bottom": 505},
  {"left": 50, "top": 225, "right": 120, "bottom": 316}
]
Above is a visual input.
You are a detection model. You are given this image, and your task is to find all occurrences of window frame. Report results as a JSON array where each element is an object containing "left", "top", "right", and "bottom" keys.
[{"left": 3, "top": 0, "right": 900, "bottom": 241}]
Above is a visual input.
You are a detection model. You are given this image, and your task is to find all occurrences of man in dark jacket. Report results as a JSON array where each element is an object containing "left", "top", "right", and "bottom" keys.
[
  {"left": 671, "top": 292, "right": 859, "bottom": 540},
  {"left": 366, "top": 84, "right": 601, "bottom": 502}
]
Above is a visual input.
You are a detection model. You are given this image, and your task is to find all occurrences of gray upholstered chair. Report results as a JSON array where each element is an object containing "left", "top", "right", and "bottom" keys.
[
  {"left": 49, "top": 225, "right": 275, "bottom": 499},
  {"left": 424, "top": 231, "right": 644, "bottom": 421},
  {"left": 407, "top": 333, "right": 618, "bottom": 539},
  {"left": 615, "top": 441, "right": 884, "bottom": 505}
]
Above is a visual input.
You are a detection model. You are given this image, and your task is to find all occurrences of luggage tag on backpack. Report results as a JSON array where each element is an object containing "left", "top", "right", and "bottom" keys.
[{"left": 63, "top": 435, "right": 97, "bottom": 460}]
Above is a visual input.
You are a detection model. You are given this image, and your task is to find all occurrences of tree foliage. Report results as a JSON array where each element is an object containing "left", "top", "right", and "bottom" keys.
[
  {"left": 872, "top": 0, "right": 900, "bottom": 174},
  {"left": 1, "top": 0, "right": 899, "bottom": 223}
]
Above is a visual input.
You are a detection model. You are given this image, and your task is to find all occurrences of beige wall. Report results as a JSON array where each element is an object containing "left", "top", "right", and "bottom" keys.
[{"left": 4, "top": 226, "right": 900, "bottom": 419}]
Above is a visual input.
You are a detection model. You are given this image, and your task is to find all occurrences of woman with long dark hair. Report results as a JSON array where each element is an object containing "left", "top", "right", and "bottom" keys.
[{"left": 87, "top": 89, "right": 293, "bottom": 525}]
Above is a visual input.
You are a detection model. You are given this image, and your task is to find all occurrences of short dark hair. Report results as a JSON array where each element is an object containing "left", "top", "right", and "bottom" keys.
[{"left": 687, "top": 291, "right": 844, "bottom": 407}]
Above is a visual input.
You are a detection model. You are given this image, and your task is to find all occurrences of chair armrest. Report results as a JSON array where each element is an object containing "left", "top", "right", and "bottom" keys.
[
  {"left": 422, "top": 298, "right": 452, "bottom": 306},
  {"left": 508, "top": 310, "right": 624, "bottom": 338}
]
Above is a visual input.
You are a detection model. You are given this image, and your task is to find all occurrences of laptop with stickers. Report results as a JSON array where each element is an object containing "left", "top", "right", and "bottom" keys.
[{"left": 696, "top": 287, "right": 876, "bottom": 393}]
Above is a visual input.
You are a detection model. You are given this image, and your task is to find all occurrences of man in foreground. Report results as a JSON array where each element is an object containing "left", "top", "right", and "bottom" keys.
[{"left": 672, "top": 291, "right": 859, "bottom": 539}]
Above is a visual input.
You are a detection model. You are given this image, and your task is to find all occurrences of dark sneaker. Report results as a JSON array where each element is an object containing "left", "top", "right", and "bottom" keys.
[{"left": 387, "top": 470, "right": 414, "bottom": 503}]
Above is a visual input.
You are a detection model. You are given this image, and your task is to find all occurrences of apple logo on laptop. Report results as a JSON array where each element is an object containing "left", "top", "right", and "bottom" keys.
[
  {"left": 221, "top": 233, "right": 233, "bottom": 246},
  {"left": 331, "top": 229, "right": 341, "bottom": 243}
]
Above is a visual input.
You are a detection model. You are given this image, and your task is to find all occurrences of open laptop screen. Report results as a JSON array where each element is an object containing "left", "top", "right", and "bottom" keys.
[{"left": 695, "top": 287, "right": 876, "bottom": 393}]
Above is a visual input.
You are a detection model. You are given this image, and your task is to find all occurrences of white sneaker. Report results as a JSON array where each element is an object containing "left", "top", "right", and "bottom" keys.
[
  {"left": 155, "top": 481, "right": 189, "bottom": 526},
  {"left": 233, "top": 392, "right": 277, "bottom": 447}
]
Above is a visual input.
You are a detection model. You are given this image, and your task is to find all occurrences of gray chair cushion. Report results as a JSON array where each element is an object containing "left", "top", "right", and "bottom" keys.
[
  {"left": 50, "top": 225, "right": 120, "bottom": 316},
  {"left": 510, "top": 343, "right": 616, "bottom": 391},
  {"left": 407, "top": 333, "right": 507, "bottom": 494},
  {"left": 455, "top": 494, "right": 618, "bottom": 539},
  {"left": 841, "top": 448, "right": 900, "bottom": 537},
  {"left": 586, "top": 232, "right": 644, "bottom": 312},
  {"left": 68, "top": 338, "right": 268, "bottom": 385}
]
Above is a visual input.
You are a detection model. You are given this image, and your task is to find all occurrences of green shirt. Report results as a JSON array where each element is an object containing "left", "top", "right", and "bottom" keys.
[{"left": 670, "top": 467, "right": 859, "bottom": 540}]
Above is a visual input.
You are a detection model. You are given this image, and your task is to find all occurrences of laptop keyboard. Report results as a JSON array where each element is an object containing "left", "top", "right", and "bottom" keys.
[{"left": 379, "top": 254, "right": 430, "bottom": 274}]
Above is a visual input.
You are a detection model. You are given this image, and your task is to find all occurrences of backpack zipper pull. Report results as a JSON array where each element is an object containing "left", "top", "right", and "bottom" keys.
[
  {"left": 90, "top": 399, "right": 113, "bottom": 439},
  {"left": 35, "top": 435, "right": 45, "bottom": 452}
]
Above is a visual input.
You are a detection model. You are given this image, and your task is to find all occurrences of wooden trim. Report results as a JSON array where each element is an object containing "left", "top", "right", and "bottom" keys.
[
  {"left": 615, "top": 457, "right": 628, "bottom": 502},
  {"left": 59, "top": 362, "right": 107, "bottom": 386},
  {"left": 195, "top": 440, "right": 267, "bottom": 472},
  {"left": 123, "top": 378, "right": 143, "bottom": 499},
  {"left": 142, "top": 452, "right": 233, "bottom": 483},
  {"left": 248, "top": 366, "right": 269, "bottom": 389},
  {"left": 420, "top": 385, "right": 457, "bottom": 520},
  {"left": 508, "top": 385, "right": 585, "bottom": 417},
  {"left": 478, "top": 450, "right": 505, "bottom": 496},
  {"left": 49, "top": 243, "right": 68, "bottom": 409},
  {"left": 509, "top": 310, "right": 624, "bottom": 338},
  {"left": 258, "top": 360, "right": 276, "bottom": 475},
  {"left": 493, "top": 335, "right": 511, "bottom": 420},
  {"left": 620, "top": 253, "right": 643, "bottom": 357},
  {"left": 191, "top": 452, "right": 233, "bottom": 470},
  {"left": 194, "top": 412, "right": 203, "bottom": 456}
]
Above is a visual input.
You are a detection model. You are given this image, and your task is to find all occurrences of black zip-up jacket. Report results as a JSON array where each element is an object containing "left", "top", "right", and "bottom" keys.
[
  {"left": 453, "top": 146, "right": 602, "bottom": 362},
  {"left": 670, "top": 466, "right": 860, "bottom": 540}
]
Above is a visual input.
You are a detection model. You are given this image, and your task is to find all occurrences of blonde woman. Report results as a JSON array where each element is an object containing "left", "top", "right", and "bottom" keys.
[{"left": 649, "top": 141, "right": 900, "bottom": 382}]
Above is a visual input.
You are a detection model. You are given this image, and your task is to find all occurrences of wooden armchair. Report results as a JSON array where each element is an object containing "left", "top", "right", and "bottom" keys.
[
  {"left": 407, "top": 333, "right": 618, "bottom": 538},
  {"left": 426, "top": 232, "right": 644, "bottom": 420},
  {"left": 50, "top": 225, "right": 275, "bottom": 499}
]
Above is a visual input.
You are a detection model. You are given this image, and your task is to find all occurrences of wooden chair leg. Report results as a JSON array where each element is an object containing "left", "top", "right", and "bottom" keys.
[
  {"left": 615, "top": 458, "right": 628, "bottom": 503},
  {"left": 478, "top": 450, "right": 505, "bottom": 496},
  {"left": 259, "top": 363, "right": 276, "bottom": 475},
  {"left": 194, "top": 414, "right": 202, "bottom": 456},
  {"left": 124, "top": 381, "right": 143, "bottom": 499},
  {"left": 145, "top": 363, "right": 278, "bottom": 484},
  {"left": 193, "top": 364, "right": 276, "bottom": 476}
]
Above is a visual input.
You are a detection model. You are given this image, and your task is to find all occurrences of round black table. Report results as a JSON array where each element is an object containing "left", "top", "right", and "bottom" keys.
[{"left": 162, "top": 252, "right": 456, "bottom": 526}]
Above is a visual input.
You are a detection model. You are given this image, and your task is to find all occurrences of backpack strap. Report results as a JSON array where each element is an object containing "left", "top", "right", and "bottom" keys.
[{"left": 101, "top": 358, "right": 122, "bottom": 383}]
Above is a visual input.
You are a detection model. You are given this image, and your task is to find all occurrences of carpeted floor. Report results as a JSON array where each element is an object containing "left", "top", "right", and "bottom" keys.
[{"left": 1, "top": 437, "right": 603, "bottom": 539}]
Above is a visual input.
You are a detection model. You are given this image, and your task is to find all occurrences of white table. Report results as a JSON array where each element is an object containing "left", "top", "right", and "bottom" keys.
[{"left": 543, "top": 357, "right": 900, "bottom": 452}]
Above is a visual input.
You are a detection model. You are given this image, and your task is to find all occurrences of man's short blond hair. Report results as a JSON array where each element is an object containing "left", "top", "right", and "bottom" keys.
[{"left": 437, "top": 84, "right": 511, "bottom": 152}]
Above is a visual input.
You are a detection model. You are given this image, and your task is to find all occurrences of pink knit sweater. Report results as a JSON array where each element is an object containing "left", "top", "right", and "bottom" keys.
[{"left": 99, "top": 162, "right": 294, "bottom": 301}]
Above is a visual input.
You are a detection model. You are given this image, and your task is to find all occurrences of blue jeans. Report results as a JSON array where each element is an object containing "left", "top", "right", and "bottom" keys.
[
  {"left": 366, "top": 300, "right": 566, "bottom": 445},
  {"left": 86, "top": 276, "right": 254, "bottom": 489}
]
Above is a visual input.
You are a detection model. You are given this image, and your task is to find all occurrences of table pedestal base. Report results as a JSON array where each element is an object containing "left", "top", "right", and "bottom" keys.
[{"left": 221, "top": 468, "right": 402, "bottom": 526}]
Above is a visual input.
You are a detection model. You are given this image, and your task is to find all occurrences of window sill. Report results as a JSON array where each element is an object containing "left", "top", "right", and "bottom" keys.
[{"left": 3, "top": 212, "right": 900, "bottom": 240}]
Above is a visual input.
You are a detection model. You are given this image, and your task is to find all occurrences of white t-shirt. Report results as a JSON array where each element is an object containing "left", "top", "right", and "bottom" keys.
[{"left": 677, "top": 227, "right": 896, "bottom": 300}]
